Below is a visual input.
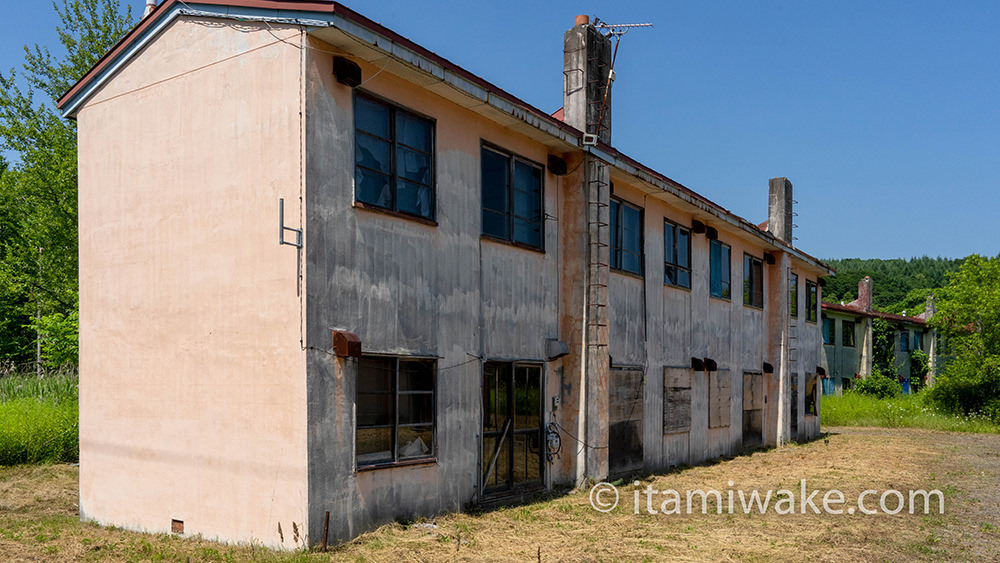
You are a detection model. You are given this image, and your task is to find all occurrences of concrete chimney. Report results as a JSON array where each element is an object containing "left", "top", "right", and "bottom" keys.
[
  {"left": 144, "top": 0, "right": 157, "bottom": 17},
  {"left": 563, "top": 16, "right": 613, "bottom": 144},
  {"left": 857, "top": 276, "right": 873, "bottom": 313},
  {"left": 767, "top": 177, "right": 793, "bottom": 244}
]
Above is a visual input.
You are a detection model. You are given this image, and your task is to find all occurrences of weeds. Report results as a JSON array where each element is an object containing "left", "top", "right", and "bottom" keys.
[
  {"left": 0, "top": 367, "right": 79, "bottom": 465},
  {"left": 823, "top": 391, "right": 1000, "bottom": 433}
]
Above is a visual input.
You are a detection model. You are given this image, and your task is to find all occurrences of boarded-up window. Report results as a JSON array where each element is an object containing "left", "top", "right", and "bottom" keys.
[
  {"left": 709, "top": 370, "right": 731, "bottom": 428},
  {"left": 805, "top": 373, "right": 819, "bottom": 416},
  {"left": 663, "top": 367, "right": 691, "bottom": 434}
]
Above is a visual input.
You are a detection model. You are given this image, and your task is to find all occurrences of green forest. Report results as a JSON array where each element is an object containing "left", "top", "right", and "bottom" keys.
[{"left": 821, "top": 256, "right": 965, "bottom": 314}]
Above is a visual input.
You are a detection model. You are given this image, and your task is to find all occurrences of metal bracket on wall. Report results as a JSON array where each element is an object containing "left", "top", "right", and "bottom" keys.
[{"left": 279, "top": 198, "right": 302, "bottom": 248}]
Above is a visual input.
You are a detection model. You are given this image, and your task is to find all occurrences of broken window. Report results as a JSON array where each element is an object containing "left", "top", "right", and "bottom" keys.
[
  {"left": 710, "top": 240, "right": 731, "bottom": 299},
  {"left": 663, "top": 367, "right": 692, "bottom": 434},
  {"left": 790, "top": 273, "right": 799, "bottom": 318},
  {"left": 356, "top": 356, "right": 435, "bottom": 467},
  {"left": 708, "top": 370, "right": 731, "bottom": 428},
  {"left": 743, "top": 254, "right": 764, "bottom": 308},
  {"left": 354, "top": 94, "right": 435, "bottom": 219},
  {"left": 481, "top": 145, "right": 543, "bottom": 249},
  {"left": 842, "top": 320, "right": 856, "bottom": 348},
  {"left": 806, "top": 280, "right": 818, "bottom": 322},
  {"left": 663, "top": 219, "right": 691, "bottom": 288},
  {"left": 610, "top": 198, "right": 643, "bottom": 275},
  {"left": 822, "top": 317, "right": 834, "bottom": 345}
]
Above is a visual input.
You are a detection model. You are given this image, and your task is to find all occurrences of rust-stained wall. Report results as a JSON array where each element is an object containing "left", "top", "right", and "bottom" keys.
[{"left": 77, "top": 18, "right": 308, "bottom": 548}]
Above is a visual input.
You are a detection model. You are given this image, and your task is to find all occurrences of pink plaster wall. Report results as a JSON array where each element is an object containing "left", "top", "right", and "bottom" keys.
[{"left": 77, "top": 18, "right": 308, "bottom": 548}]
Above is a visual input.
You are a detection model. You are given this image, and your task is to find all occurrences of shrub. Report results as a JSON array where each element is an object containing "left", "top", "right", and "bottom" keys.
[{"left": 854, "top": 368, "right": 902, "bottom": 399}]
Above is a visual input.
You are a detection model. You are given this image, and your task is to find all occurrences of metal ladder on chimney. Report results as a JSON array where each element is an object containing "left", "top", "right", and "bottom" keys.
[
  {"left": 586, "top": 161, "right": 610, "bottom": 348},
  {"left": 586, "top": 53, "right": 610, "bottom": 141},
  {"left": 787, "top": 268, "right": 798, "bottom": 374}
]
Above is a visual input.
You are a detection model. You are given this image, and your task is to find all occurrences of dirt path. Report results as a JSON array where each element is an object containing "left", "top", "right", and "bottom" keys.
[{"left": 1, "top": 427, "right": 998, "bottom": 562}]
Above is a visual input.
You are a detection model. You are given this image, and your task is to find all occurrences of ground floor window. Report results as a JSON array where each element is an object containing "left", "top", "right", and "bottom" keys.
[{"left": 356, "top": 356, "right": 435, "bottom": 467}]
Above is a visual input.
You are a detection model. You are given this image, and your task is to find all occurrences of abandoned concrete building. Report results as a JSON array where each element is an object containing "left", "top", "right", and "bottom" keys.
[
  {"left": 60, "top": 0, "right": 834, "bottom": 549},
  {"left": 821, "top": 277, "right": 936, "bottom": 395}
]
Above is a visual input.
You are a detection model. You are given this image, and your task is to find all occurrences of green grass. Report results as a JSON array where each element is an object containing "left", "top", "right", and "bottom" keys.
[
  {"left": 823, "top": 391, "right": 1000, "bottom": 433},
  {"left": 0, "top": 368, "right": 79, "bottom": 465}
]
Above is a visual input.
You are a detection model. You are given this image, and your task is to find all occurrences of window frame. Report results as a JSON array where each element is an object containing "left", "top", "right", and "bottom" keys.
[
  {"left": 900, "top": 330, "right": 910, "bottom": 352},
  {"left": 480, "top": 143, "right": 545, "bottom": 251},
  {"left": 353, "top": 91, "right": 436, "bottom": 221},
  {"left": 663, "top": 219, "right": 691, "bottom": 289},
  {"left": 610, "top": 197, "right": 644, "bottom": 276},
  {"left": 709, "top": 239, "right": 731, "bottom": 300},
  {"left": 805, "top": 280, "right": 818, "bottom": 323},
  {"left": 355, "top": 355, "right": 437, "bottom": 470},
  {"left": 790, "top": 273, "right": 799, "bottom": 318},
  {"left": 842, "top": 320, "right": 856, "bottom": 348},
  {"left": 743, "top": 253, "right": 764, "bottom": 308},
  {"left": 822, "top": 316, "right": 834, "bottom": 345}
]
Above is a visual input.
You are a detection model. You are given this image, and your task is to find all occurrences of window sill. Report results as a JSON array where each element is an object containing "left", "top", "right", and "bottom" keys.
[
  {"left": 480, "top": 234, "right": 545, "bottom": 254},
  {"left": 354, "top": 201, "right": 438, "bottom": 227},
  {"left": 709, "top": 295, "right": 731, "bottom": 303},
  {"left": 663, "top": 282, "right": 691, "bottom": 291},
  {"left": 357, "top": 457, "right": 437, "bottom": 473},
  {"left": 611, "top": 268, "right": 644, "bottom": 281},
  {"left": 743, "top": 303, "right": 764, "bottom": 310}
]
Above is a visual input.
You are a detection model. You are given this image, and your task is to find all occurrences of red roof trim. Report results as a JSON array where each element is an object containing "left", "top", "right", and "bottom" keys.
[{"left": 821, "top": 302, "right": 926, "bottom": 326}]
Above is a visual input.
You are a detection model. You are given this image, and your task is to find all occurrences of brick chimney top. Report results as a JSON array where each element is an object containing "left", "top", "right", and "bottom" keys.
[{"left": 575, "top": 15, "right": 590, "bottom": 26}]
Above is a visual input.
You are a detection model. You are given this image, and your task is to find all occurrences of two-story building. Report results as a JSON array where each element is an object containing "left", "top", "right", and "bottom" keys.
[
  {"left": 60, "top": 0, "right": 833, "bottom": 549},
  {"left": 821, "top": 277, "right": 935, "bottom": 394}
]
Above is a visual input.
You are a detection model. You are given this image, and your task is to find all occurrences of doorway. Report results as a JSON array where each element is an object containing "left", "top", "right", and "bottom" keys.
[
  {"left": 742, "top": 371, "right": 763, "bottom": 449},
  {"left": 482, "top": 362, "right": 543, "bottom": 494}
]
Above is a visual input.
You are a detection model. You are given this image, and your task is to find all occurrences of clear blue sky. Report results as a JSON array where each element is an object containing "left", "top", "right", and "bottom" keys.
[{"left": 3, "top": 1, "right": 998, "bottom": 261}]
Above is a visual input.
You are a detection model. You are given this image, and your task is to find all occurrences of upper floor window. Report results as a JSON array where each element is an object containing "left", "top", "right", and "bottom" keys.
[
  {"left": 709, "top": 239, "right": 731, "bottom": 299},
  {"left": 900, "top": 330, "right": 910, "bottom": 352},
  {"left": 822, "top": 317, "right": 834, "bottom": 345},
  {"left": 806, "top": 280, "right": 818, "bottom": 322},
  {"left": 356, "top": 356, "right": 436, "bottom": 468},
  {"left": 790, "top": 273, "right": 799, "bottom": 318},
  {"left": 481, "top": 145, "right": 543, "bottom": 249},
  {"left": 914, "top": 331, "right": 923, "bottom": 351},
  {"left": 355, "top": 94, "right": 435, "bottom": 220},
  {"left": 610, "top": 198, "right": 643, "bottom": 275},
  {"left": 663, "top": 219, "right": 691, "bottom": 288},
  {"left": 842, "top": 320, "right": 856, "bottom": 347},
  {"left": 743, "top": 254, "right": 763, "bottom": 308}
]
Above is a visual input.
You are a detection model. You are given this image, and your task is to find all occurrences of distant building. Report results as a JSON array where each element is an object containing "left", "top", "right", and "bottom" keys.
[
  {"left": 821, "top": 277, "right": 935, "bottom": 394},
  {"left": 60, "top": 0, "right": 832, "bottom": 549}
]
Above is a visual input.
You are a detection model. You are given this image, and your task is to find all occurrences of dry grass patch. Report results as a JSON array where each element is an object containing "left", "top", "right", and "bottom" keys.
[{"left": 2, "top": 428, "right": 999, "bottom": 562}]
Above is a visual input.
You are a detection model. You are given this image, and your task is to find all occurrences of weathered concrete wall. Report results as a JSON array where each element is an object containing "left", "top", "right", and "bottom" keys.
[
  {"left": 603, "top": 180, "right": 822, "bottom": 471},
  {"left": 303, "top": 39, "right": 567, "bottom": 543},
  {"left": 77, "top": 18, "right": 307, "bottom": 548},
  {"left": 822, "top": 312, "right": 867, "bottom": 394}
]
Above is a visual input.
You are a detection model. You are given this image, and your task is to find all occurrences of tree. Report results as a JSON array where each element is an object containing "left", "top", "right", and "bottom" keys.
[
  {"left": 0, "top": 0, "right": 135, "bottom": 368},
  {"left": 928, "top": 255, "right": 1000, "bottom": 421}
]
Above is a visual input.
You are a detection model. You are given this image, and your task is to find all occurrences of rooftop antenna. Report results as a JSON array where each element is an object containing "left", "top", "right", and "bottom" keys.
[{"left": 590, "top": 18, "right": 653, "bottom": 142}]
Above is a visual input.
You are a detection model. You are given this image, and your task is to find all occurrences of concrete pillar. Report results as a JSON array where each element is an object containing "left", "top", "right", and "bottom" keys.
[
  {"left": 563, "top": 16, "right": 613, "bottom": 144},
  {"left": 767, "top": 178, "right": 793, "bottom": 244},
  {"left": 765, "top": 251, "right": 791, "bottom": 445},
  {"left": 582, "top": 156, "right": 610, "bottom": 481}
]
